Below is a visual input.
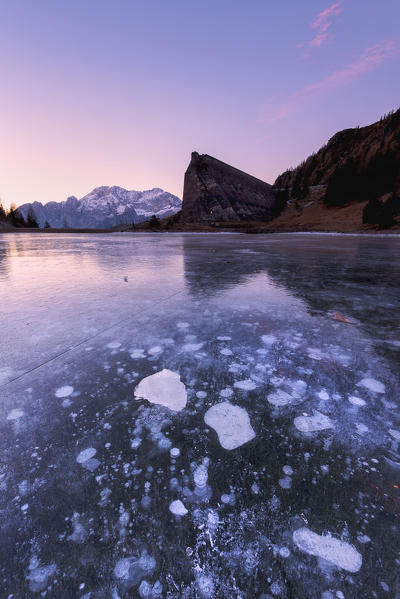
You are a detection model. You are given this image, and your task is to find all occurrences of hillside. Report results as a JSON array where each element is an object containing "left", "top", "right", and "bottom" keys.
[{"left": 271, "top": 108, "right": 400, "bottom": 230}]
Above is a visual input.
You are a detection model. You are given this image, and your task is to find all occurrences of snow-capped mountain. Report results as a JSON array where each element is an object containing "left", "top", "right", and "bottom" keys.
[{"left": 18, "top": 186, "right": 182, "bottom": 228}]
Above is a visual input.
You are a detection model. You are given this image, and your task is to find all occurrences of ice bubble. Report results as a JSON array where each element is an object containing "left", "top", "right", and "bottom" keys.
[
  {"left": 107, "top": 341, "right": 121, "bottom": 349},
  {"left": 55, "top": 385, "right": 74, "bottom": 398},
  {"left": 148, "top": 346, "right": 162, "bottom": 355},
  {"left": 139, "top": 580, "right": 152, "bottom": 598},
  {"left": 293, "top": 527, "right": 362, "bottom": 573},
  {"left": 294, "top": 411, "right": 334, "bottom": 433},
  {"left": 220, "top": 348, "right": 233, "bottom": 356},
  {"left": 283, "top": 465, "right": 294, "bottom": 476},
  {"left": 220, "top": 387, "right": 233, "bottom": 398},
  {"left": 267, "top": 389, "right": 293, "bottom": 407},
  {"left": 6, "top": 408, "right": 24, "bottom": 420},
  {"left": 234, "top": 379, "right": 257, "bottom": 391},
  {"left": 76, "top": 447, "right": 97, "bottom": 463},
  {"left": 356, "top": 423, "right": 369, "bottom": 435},
  {"left": 389, "top": 429, "right": 400, "bottom": 441},
  {"left": 182, "top": 342, "right": 204, "bottom": 352},
  {"left": 27, "top": 563, "right": 56, "bottom": 592},
  {"left": 194, "top": 463, "right": 208, "bottom": 489},
  {"left": 169, "top": 499, "right": 188, "bottom": 516},
  {"left": 196, "top": 391, "right": 207, "bottom": 399},
  {"left": 196, "top": 574, "right": 215, "bottom": 598},
  {"left": 357, "top": 378, "right": 385, "bottom": 394},
  {"left": 279, "top": 476, "right": 292, "bottom": 489},
  {"left": 318, "top": 390, "right": 330, "bottom": 401},
  {"left": 134, "top": 369, "right": 187, "bottom": 412},
  {"left": 348, "top": 396, "right": 366, "bottom": 406},
  {"left": 170, "top": 447, "right": 180, "bottom": 458},
  {"left": 261, "top": 334, "right": 277, "bottom": 345},
  {"left": 130, "top": 349, "right": 146, "bottom": 359},
  {"left": 177, "top": 321, "right": 190, "bottom": 329},
  {"left": 217, "top": 336, "right": 231, "bottom": 341},
  {"left": 204, "top": 402, "right": 256, "bottom": 450},
  {"left": 279, "top": 547, "right": 291, "bottom": 558}
]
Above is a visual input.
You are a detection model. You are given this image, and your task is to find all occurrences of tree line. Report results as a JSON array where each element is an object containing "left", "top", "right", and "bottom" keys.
[{"left": 0, "top": 201, "right": 51, "bottom": 228}]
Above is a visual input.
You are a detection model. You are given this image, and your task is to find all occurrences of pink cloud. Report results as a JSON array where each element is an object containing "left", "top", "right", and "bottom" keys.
[
  {"left": 312, "top": 2, "right": 342, "bottom": 30},
  {"left": 261, "top": 40, "right": 399, "bottom": 124},
  {"left": 300, "top": 2, "right": 343, "bottom": 53}
]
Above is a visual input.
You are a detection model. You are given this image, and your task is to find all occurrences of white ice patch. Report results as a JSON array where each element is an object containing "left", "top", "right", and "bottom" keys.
[
  {"left": 356, "top": 423, "right": 369, "bottom": 435},
  {"left": 234, "top": 379, "right": 257, "bottom": 391},
  {"left": 267, "top": 389, "right": 293, "bottom": 407},
  {"left": 134, "top": 369, "right": 187, "bottom": 412},
  {"left": 182, "top": 342, "right": 204, "bottom": 352},
  {"left": 389, "top": 429, "right": 400, "bottom": 441},
  {"left": 130, "top": 349, "right": 146, "bottom": 359},
  {"left": 107, "top": 341, "right": 121, "bottom": 349},
  {"left": 293, "top": 527, "right": 362, "bottom": 573},
  {"left": 294, "top": 411, "right": 334, "bottom": 433},
  {"left": 318, "top": 390, "right": 330, "bottom": 401},
  {"left": 217, "top": 336, "right": 231, "bottom": 341},
  {"left": 261, "top": 334, "right": 277, "bottom": 345},
  {"left": 204, "top": 402, "right": 256, "bottom": 450},
  {"left": 177, "top": 322, "right": 190, "bottom": 329},
  {"left": 55, "top": 385, "right": 74, "bottom": 398},
  {"left": 220, "top": 387, "right": 233, "bottom": 398},
  {"left": 357, "top": 378, "right": 385, "bottom": 394},
  {"left": 348, "top": 395, "right": 366, "bottom": 406},
  {"left": 169, "top": 499, "right": 188, "bottom": 516},
  {"left": 76, "top": 448, "right": 97, "bottom": 463},
  {"left": 220, "top": 348, "right": 233, "bottom": 356},
  {"left": 148, "top": 345, "right": 163, "bottom": 355},
  {"left": 7, "top": 408, "right": 24, "bottom": 421}
]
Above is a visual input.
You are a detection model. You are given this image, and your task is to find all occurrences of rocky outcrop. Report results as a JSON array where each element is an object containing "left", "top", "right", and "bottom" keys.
[{"left": 181, "top": 152, "right": 275, "bottom": 223}]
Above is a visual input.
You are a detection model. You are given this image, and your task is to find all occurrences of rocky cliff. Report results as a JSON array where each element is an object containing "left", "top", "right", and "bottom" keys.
[{"left": 181, "top": 152, "right": 275, "bottom": 223}]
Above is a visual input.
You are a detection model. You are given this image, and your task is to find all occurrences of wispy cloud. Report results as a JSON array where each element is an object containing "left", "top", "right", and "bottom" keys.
[
  {"left": 299, "top": 2, "right": 343, "bottom": 53},
  {"left": 261, "top": 40, "right": 399, "bottom": 124}
]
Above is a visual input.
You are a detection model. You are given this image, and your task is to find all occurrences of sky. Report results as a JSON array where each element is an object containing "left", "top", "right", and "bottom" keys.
[{"left": 1, "top": 0, "right": 399, "bottom": 209}]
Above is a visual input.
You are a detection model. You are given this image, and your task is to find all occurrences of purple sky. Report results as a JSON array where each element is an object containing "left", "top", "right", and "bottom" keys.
[{"left": 1, "top": 0, "right": 399, "bottom": 208}]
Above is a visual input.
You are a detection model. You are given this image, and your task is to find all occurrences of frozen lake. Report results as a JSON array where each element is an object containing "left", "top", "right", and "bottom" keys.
[{"left": 0, "top": 232, "right": 399, "bottom": 598}]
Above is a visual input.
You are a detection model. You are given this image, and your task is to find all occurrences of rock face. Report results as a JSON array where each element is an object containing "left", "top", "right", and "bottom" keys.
[
  {"left": 181, "top": 152, "right": 275, "bottom": 223},
  {"left": 18, "top": 186, "right": 181, "bottom": 228}
]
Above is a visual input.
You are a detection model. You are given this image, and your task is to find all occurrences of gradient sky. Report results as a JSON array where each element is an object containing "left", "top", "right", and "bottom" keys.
[{"left": 1, "top": 0, "right": 399, "bottom": 208}]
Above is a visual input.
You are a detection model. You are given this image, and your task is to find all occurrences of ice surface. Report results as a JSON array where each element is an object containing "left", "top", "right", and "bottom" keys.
[
  {"left": 294, "top": 411, "right": 334, "bottom": 433},
  {"left": 293, "top": 527, "right": 362, "bottom": 573},
  {"left": 1, "top": 233, "right": 399, "bottom": 597},
  {"left": 204, "top": 402, "right": 256, "bottom": 449},
  {"left": 134, "top": 369, "right": 187, "bottom": 412},
  {"left": 169, "top": 499, "right": 188, "bottom": 515}
]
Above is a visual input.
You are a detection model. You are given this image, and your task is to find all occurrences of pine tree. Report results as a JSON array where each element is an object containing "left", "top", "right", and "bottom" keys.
[
  {"left": 8, "top": 204, "right": 26, "bottom": 227},
  {"left": 44, "top": 221, "right": 51, "bottom": 228},
  {"left": 149, "top": 215, "right": 161, "bottom": 229},
  {"left": 26, "top": 207, "right": 39, "bottom": 228},
  {"left": 0, "top": 200, "right": 6, "bottom": 222}
]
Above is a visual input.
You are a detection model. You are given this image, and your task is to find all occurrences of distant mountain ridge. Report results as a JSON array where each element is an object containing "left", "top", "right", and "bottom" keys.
[{"left": 18, "top": 186, "right": 181, "bottom": 228}]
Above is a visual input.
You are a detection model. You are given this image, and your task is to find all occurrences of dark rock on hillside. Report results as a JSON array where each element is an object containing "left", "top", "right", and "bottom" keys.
[{"left": 181, "top": 152, "right": 275, "bottom": 223}]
